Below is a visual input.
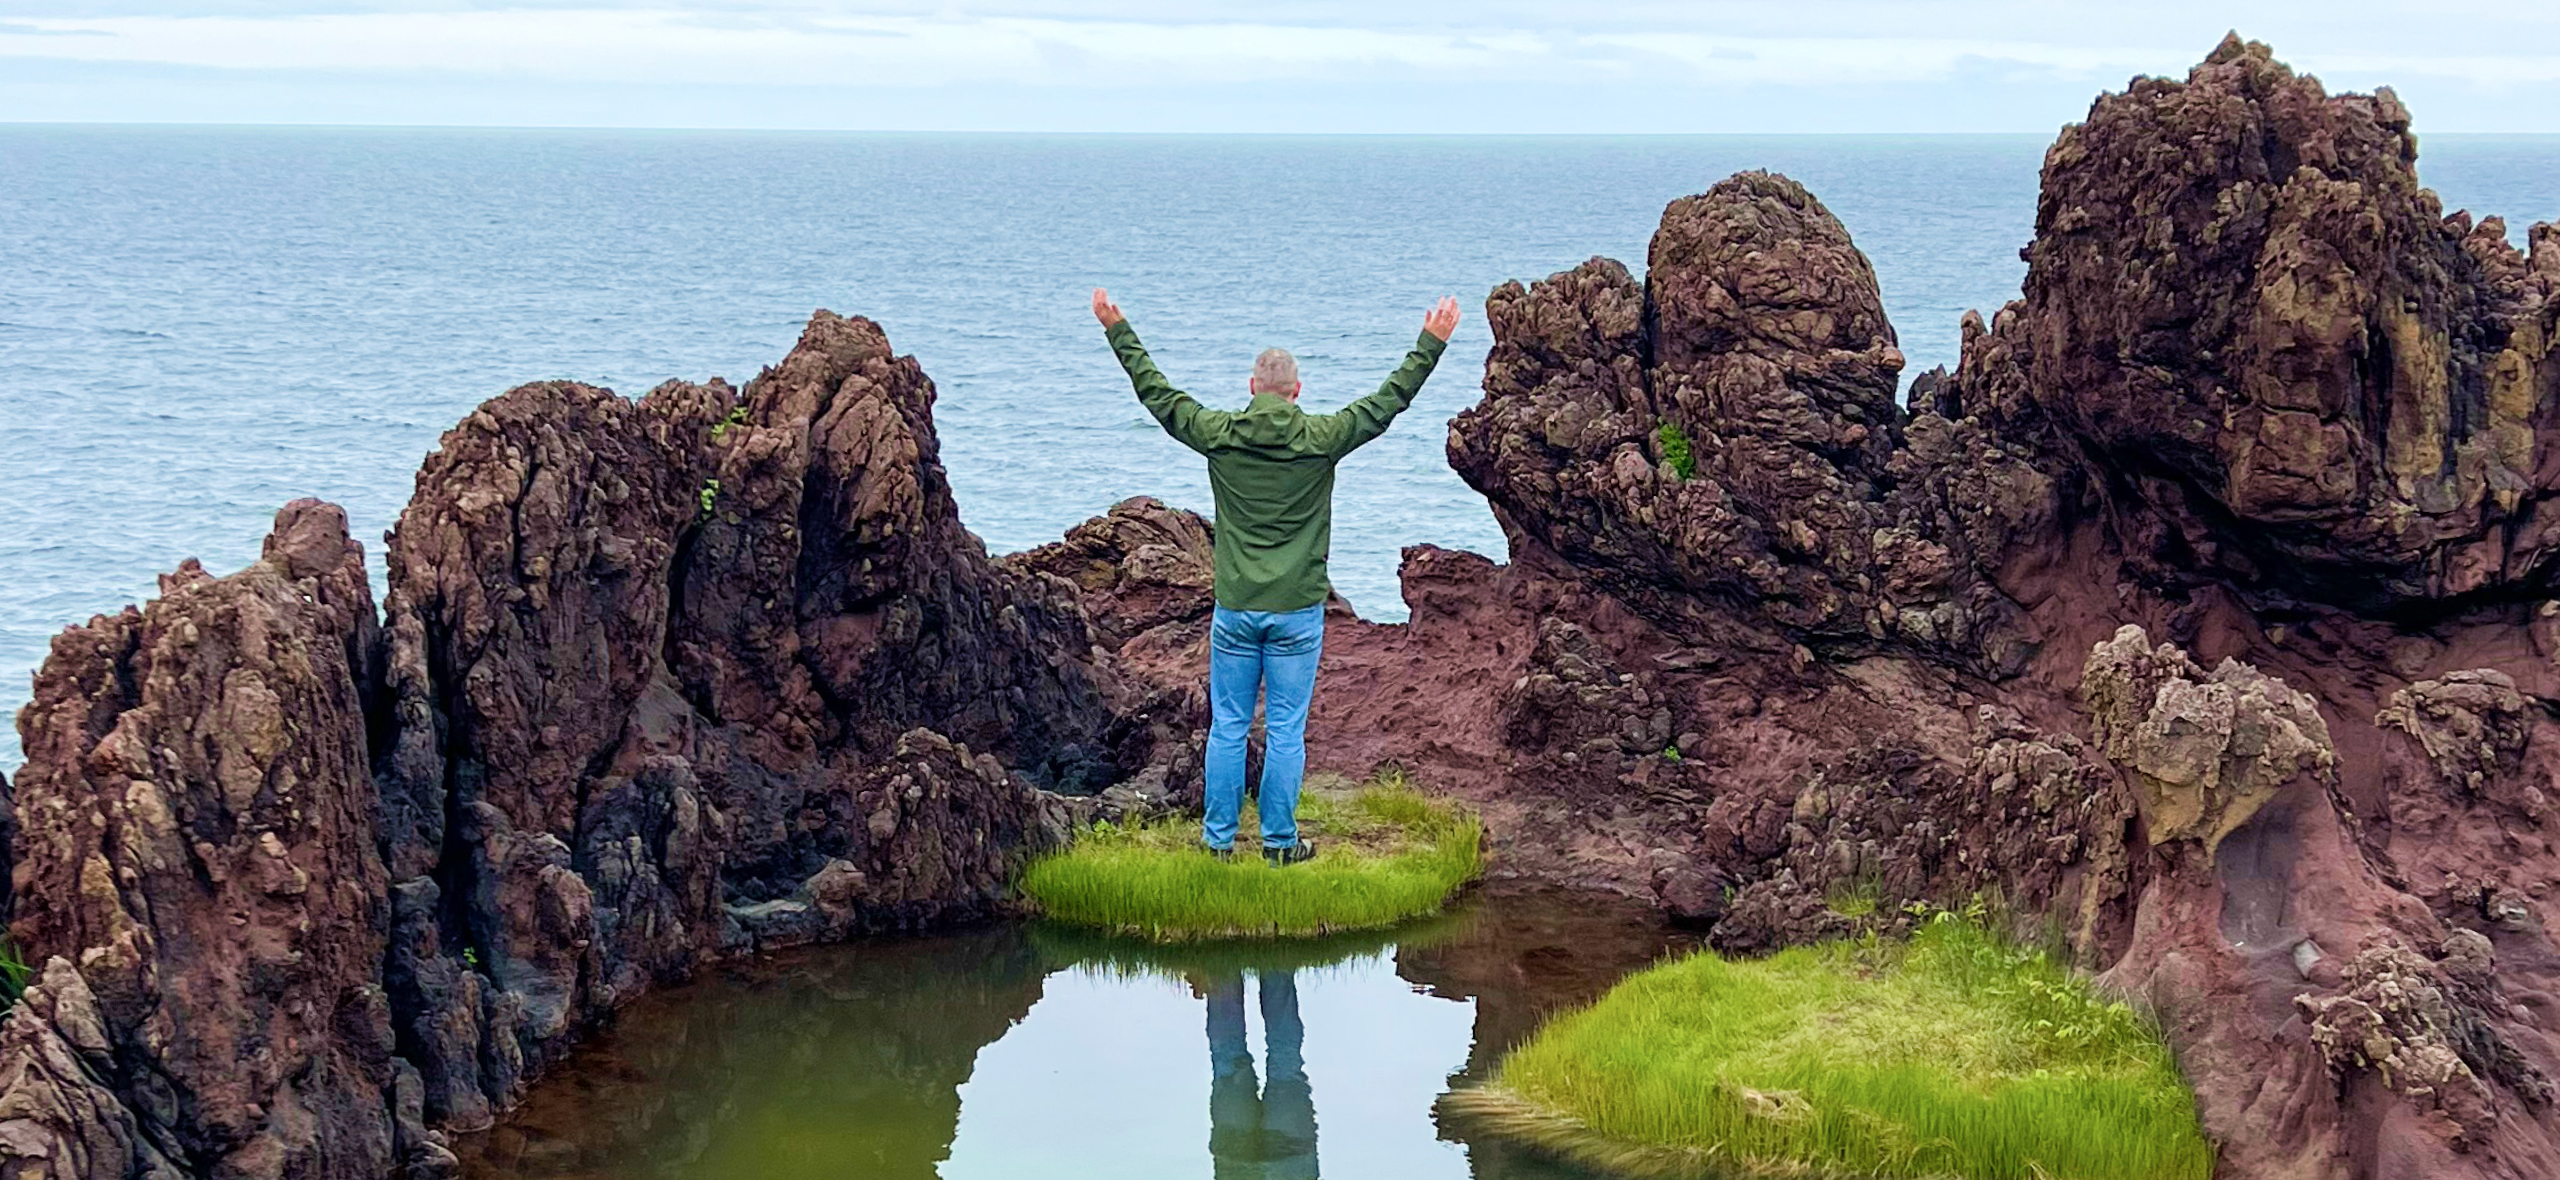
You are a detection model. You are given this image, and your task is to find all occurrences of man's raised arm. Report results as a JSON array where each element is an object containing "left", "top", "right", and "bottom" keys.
[
  {"left": 1094, "top": 288, "right": 1219, "bottom": 454},
  {"left": 1321, "top": 296, "right": 1461, "bottom": 458}
]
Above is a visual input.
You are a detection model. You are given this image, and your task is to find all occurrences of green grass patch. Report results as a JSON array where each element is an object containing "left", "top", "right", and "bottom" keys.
[
  {"left": 1444, "top": 911, "right": 2213, "bottom": 1180},
  {"left": 1019, "top": 771, "right": 1482, "bottom": 942},
  {"left": 0, "top": 936, "right": 31, "bottom": 1010},
  {"left": 1823, "top": 876, "right": 1880, "bottom": 919},
  {"left": 1656, "top": 422, "right": 1698, "bottom": 480}
]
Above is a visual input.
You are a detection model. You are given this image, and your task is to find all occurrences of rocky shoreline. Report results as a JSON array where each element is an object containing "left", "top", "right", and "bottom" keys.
[{"left": 7, "top": 35, "right": 2560, "bottom": 1180}]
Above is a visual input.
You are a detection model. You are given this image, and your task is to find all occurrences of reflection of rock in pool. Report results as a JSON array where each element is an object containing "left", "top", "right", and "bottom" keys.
[
  {"left": 455, "top": 926, "right": 1051, "bottom": 1180},
  {"left": 456, "top": 884, "right": 1688, "bottom": 1180}
]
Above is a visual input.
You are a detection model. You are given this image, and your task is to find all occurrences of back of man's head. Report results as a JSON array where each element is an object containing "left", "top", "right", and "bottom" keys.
[{"left": 1252, "top": 348, "right": 1300, "bottom": 398}]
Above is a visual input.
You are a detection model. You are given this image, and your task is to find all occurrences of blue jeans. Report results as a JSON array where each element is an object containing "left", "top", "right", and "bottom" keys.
[{"left": 1206, "top": 603, "right": 1324, "bottom": 851}]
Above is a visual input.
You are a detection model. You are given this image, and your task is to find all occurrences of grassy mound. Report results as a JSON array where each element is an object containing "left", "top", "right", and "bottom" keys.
[
  {"left": 1444, "top": 911, "right": 2214, "bottom": 1180},
  {"left": 1019, "top": 771, "right": 1482, "bottom": 941}
]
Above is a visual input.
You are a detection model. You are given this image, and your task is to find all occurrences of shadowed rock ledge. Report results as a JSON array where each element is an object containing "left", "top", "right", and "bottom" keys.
[{"left": 8, "top": 32, "right": 2560, "bottom": 1180}]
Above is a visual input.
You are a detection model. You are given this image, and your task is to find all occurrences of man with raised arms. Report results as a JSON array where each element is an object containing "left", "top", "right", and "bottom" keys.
[{"left": 1092, "top": 287, "right": 1461, "bottom": 865}]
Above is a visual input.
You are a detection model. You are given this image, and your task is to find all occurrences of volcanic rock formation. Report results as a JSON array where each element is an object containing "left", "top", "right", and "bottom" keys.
[
  {"left": 10, "top": 32, "right": 2560, "bottom": 1180},
  {"left": 3, "top": 315, "right": 1177, "bottom": 1180},
  {"left": 1065, "top": 35, "right": 2560, "bottom": 1179}
]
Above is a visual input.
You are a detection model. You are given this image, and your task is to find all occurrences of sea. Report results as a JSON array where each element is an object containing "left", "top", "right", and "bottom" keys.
[{"left": 4, "top": 128, "right": 2556, "bottom": 774}]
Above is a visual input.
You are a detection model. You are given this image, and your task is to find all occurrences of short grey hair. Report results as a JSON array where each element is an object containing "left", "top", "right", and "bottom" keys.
[{"left": 1252, "top": 348, "right": 1299, "bottom": 393}]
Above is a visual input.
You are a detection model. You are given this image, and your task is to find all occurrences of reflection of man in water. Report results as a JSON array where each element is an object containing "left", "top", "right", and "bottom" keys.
[{"left": 1205, "top": 969, "right": 1318, "bottom": 1179}]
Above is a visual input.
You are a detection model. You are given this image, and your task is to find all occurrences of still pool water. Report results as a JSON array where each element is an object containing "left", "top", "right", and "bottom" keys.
[{"left": 457, "top": 885, "right": 1690, "bottom": 1180}]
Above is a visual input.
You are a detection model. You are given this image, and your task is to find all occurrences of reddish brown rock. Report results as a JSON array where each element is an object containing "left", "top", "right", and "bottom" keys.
[
  {"left": 1001, "top": 495, "right": 1215, "bottom": 652},
  {"left": 1304, "top": 37, "right": 2560, "bottom": 1180},
  {"left": 726, "top": 728, "right": 1071, "bottom": 950},
  {"left": 1953, "top": 34, "right": 2560, "bottom": 610},
  {"left": 368, "top": 310, "right": 1141, "bottom": 1125},
  {"left": 9, "top": 501, "right": 402, "bottom": 1180},
  {"left": 1448, "top": 173, "right": 2048, "bottom": 678},
  {"left": 4, "top": 316, "right": 1176, "bottom": 1177}
]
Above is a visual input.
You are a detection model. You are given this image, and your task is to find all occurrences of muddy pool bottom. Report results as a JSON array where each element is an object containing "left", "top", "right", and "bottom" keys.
[{"left": 456, "top": 883, "right": 1694, "bottom": 1180}]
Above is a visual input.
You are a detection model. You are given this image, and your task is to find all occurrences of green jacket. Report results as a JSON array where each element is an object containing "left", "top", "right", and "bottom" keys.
[{"left": 1107, "top": 320, "right": 1447, "bottom": 613}]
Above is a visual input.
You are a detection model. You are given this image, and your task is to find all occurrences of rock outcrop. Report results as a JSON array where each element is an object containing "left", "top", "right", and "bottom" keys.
[
  {"left": 1449, "top": 172, "right": 2051, "bottom": 677},
  {"left": 10, "top": 500, "right": 404, "bottom": 1180},
  {"left": 1001, "top": 495, "right": 1216, "bottom": 653},
  {"left": 6, "top": 317, "right": 1179, "bottom": 1178},
  {"left": 2082, "top": 623, "right": 2336, "bottom": 857},
  {"left": 1287, "top": 35, "right": 2560, "bottom": 1180},
  {"left": 1973, "top": 35, "right": 2560, "bottom": 611}
]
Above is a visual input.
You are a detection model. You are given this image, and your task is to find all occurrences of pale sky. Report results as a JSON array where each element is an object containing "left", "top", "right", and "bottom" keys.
[{"left": 3, "top": 1, "right": 2557, "bottom": 132}]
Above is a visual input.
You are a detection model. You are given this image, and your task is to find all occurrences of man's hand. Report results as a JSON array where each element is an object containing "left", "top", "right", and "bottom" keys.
[
  {"left": 1423, "top": 296, "right": 1460, "bottom": 342},
  {"left": 1092, "top": 288, "right": 1125, "bottom": 329}
]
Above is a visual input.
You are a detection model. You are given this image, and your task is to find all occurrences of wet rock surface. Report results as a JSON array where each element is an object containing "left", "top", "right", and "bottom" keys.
[{"left": 11, "top": 33, "right": 2560, "bottom": 1180}]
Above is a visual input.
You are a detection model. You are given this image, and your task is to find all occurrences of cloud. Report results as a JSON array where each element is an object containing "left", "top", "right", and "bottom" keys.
[
  {"left": 0, "top": 11, "right": 1569, "bottom": 84},
  {"left": 0, "top": 21, "right": 108, "bottom": 35},
  {"left": 1574, "top": 33, "right": 2177, "bottom": 85},
  {"left": 5, "top": 4, "right": 2555, "bottom": 90},
  {"left": 1, "top": 2, "right": 2556, "bottom": 129}
]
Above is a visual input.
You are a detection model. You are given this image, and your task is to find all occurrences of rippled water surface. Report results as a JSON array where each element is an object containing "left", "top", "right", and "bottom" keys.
[
  {"left": 5, "top": 128, "right": 2556, "bottom": 772},
  {"left": 456, "top": 884, "right": 1690, "bottom": 1180}
]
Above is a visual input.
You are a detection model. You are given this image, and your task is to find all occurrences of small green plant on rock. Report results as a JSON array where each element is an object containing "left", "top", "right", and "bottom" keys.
[
  {"left": 1655, "top": 422, "right": 1697, "bottom": 480},
  {"left": 1020, "top": 769, "right": 1482, "bottom": 942},
  {"left": 1443, "top": 908, "right": 2212, "bottom": 1180},
  {"left": 709, "top": 404, "right": 750, "bottom": 441},
  {"left": 0, "top": 936, "right": 31, "bottom": 1009},
  {"left": 696, "top": 479, "right": 721, "bottom": 521}
]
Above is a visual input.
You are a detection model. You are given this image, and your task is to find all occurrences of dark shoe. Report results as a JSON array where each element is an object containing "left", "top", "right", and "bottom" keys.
[
  {"left": 1205, "top": 845, "right": 1236, "bottom": 863},
  {"left": 1263, "top": 840, "right": 1316, "bottom": 867}
]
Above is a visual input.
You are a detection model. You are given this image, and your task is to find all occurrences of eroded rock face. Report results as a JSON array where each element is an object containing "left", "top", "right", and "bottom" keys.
[
  {"left": 2084, "top": 624, "right": 2336, "bottom": 856},
  {"left": 2377, "top": 671, "right": 2537, "bottom": 801},
  {"left": 1448, "top": 173, "right": 1915, "bottom": 638},
  {"left": 368, "top": 310, "right": 1134, "bottom": 1124},
  {"left": 10, "top": 501, "right": 400, "bottom": 1180},
  {"left": 724, "top": 728, "right": 1070, "bottom": 950},
  {"left": 0, "top": 959, "right": 184, "bottom": 1180},
  {"left": 1001, "top": 495, "right": 1216, "bottom": 652},
  {"left": 2298, "top": 940, "right": 2539, "bottom": 1151},
  {"left": 1955, "top": 35, "right": 2560, "bottom": 609},
  {"left": 4, "top": 317, "right": 1173, "bottom": 1178},
  {"left": 1448, "top": 175, "right": 2050, "bottom": 677}
]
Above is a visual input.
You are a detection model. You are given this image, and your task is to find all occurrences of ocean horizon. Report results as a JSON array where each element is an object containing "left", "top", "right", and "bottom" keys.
[{"left": 5, "top": 126, "right": 2557, "bottom": 773}]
